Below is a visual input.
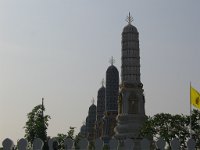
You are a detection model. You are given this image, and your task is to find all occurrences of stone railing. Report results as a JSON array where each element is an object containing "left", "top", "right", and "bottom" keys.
[{"left": 1, "top": 137, "right": 197, "bottom": 150}]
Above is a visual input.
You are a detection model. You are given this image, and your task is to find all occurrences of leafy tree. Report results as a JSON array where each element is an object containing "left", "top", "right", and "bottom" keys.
[
  {"left": 56, "top": 126, "right": 76, "bottom": 149},
  {"left": 24, "top": 103, "right": 50, "bottom": 149},
  {"left": 140, "top": 110, "right": 200, "bottom": 149},
  {"left": 67, "top": 126, "right": 75, "bottom": 139},
  {"left": 140, "top": 113, "right": 188, "bottom": 149},
  {"left": 74, "top": 133, "right": 85, "bottom": 150},
  {"left": 186, "top": 109, "right": 200, "bottom": 148},
  {"left": 56, "top": 133, "right": 67, "bottom": 150}
]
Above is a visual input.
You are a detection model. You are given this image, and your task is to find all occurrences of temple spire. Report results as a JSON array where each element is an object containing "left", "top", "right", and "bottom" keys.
[{"left": 126, "top": 12, "right": 133, "bottom": 25}]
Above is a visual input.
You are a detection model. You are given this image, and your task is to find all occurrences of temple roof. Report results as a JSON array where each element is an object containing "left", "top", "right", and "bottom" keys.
[
  {"left": 106, "top": 65, "right": 118, "bottom": 75},
  {"left": 123, "top": 12, "right": 138, "bottom": 33},
  {"left": 123, "top": 24, "right": 138, "bottom": 33},
  {"left": 89, "top": 104, "right": 96, "bottom": 114},
  {"left": 98, "top": 86, "right": 105, "bottom": 96}
]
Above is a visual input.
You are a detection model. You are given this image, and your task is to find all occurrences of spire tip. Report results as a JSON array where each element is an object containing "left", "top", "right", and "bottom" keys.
[{"left": 126, "top": 12, "right": 133, "bottom": 24}]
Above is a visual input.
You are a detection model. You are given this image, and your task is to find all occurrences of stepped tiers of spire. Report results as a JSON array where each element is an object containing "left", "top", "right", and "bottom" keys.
[
  {"left": 86, "top": 103, "right": 96, "bottom": 141},
  {"left": 96, "top": 85, "right": 105, "bottom": 121},
  {"left": 95, "top": 85, "right": 106, "bottom": 138},
  {"left": 79, "top": 124, "right": 86, "bottom": 137},
  {"left": 79, "top": 14, "right": 146, "bottom": 149},
  {"left": 121, "top": 22, "right": 141, "bottom": 85},
  {"left": 105, "top": 65, "right": 119, "bottom": 112},
  {"left": 102, "top": 63, "right": 119, "bottom": 144},
  {"left": 115, "top": 14, "right": 147, "bottom": 149}
]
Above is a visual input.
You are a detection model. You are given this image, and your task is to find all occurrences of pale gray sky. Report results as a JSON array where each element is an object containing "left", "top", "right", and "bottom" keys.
[{"left": 1, "top": 0, "right": 200, "bottom": 145}]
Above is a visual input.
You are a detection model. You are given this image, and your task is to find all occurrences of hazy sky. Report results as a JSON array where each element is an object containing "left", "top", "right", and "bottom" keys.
[{"left": 1, "top": 0, "right": 200, "bottom": 145}]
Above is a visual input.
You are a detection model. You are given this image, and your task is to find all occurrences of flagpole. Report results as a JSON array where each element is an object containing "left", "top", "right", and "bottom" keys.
[{"left": 190, "top": 82, "right": 192, "bottom": 138}]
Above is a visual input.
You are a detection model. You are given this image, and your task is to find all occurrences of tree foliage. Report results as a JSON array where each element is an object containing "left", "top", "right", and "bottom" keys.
[
  {"left": 56, "top": 126, "right": 77, "bottom": 149},
  {"left": 67, "top": 126, "right": 75, "bottom": 139},
  {"left": 187, "top": 109, "right": 200, "bottom": 146},
  {"left": 24, "top": 104, "right": 50, "bottom": 149},
  {"left": 140, "top": 110, "right": 200, "bottom": 149},
  {"left": 56, "top": 133, "right": 67, "bottom": 150}
]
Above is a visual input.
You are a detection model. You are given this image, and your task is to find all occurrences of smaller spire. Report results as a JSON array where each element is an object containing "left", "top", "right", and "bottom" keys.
[
  {"left": 109, "top": 56, "right": 115, "bottom": 66},
  {"left": 126, "top": 12, "right": 133, "bottom": 24}
]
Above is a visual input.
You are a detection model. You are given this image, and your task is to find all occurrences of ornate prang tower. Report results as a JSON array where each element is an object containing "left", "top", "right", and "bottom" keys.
[
  {"left": 79, "top": 122, "right": 87, "bottom": 138},
  {"left": 95, "top": 80, "right": 106, "bottom": 138},
  {"left": 102, "top": 57, "right": 119, "bottom": 144},
  {"left": 86, "top": 99, "right": 97, "bottom": 141},
  {"left": 115, "top": 13, "right": 146, "bottom": 149}
]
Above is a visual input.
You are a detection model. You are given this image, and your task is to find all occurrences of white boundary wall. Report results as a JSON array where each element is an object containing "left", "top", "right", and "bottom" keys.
[{"left": 2, "top": 137, "right": 197, "bottom": 150}]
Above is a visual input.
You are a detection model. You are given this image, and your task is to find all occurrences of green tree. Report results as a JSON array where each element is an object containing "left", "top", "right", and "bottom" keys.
[
  {"left": 67, "top": 126, "right": 75, "bottom": 139},
  {"left": 24, "top": 103, "right": 50, "bottom": 149},
  {"left": 56, "top": 133, "right": 67, "bottom": 150},
  {"left": 186, "top": 109, "right": 200, "bottom": 148},
  {"left": 140, "top": 113, "right": 189, "bottom": 149},
  {"left": 74, "top": 133, "right": 85, "bottom": 150},
  {"left": 140, "top": 110, "right": 200, "bottom": 149},
  {"left": 56, "top": 126, "right": 76, "bottom": 149}
]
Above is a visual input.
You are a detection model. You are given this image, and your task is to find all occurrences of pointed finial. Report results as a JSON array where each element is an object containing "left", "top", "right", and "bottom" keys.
[
  {"left": 109, "top": 56, "right": 115, "bottom": 66},
  {"left": 101, "top": 78, "right": 105, "bottom": 87},
  {"left": 126, "top": 12, "right": 133, "bottom": 24},
  {"left": 91, "top": 97, "right": 95, "bottom": 105}
]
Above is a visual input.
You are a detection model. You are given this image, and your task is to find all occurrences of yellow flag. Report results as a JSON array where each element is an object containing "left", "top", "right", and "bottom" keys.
[{"left": 191, "top": 86, "right": 200, "bottom": 109}]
